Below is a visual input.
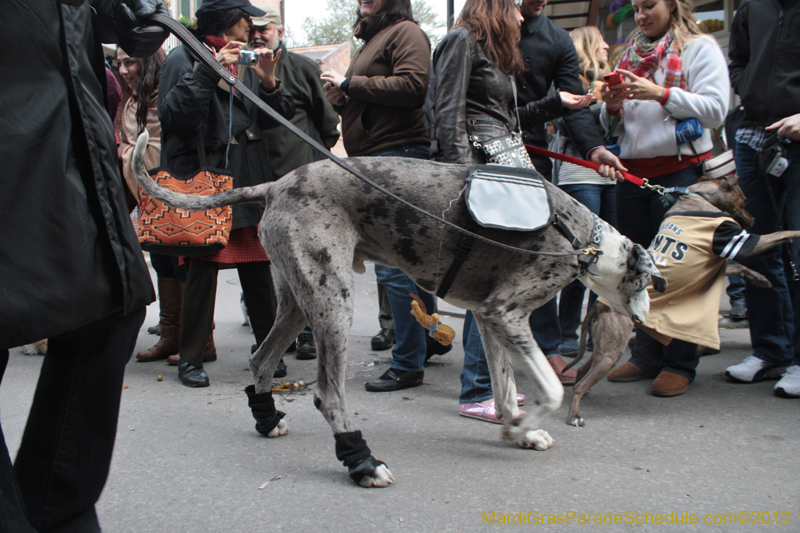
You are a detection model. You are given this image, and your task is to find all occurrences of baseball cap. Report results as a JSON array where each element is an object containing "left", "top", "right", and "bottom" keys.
[
  {"left": 195, "top": 0, "right": 267, "bottom": 18},
  {"left": 252, "top": 6, "right": 282, "bottom": 26}
]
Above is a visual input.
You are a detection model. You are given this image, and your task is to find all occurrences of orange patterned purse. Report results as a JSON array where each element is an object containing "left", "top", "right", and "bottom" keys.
[{"left": 137, "top": 140, "right": 233, "bottom": 256}]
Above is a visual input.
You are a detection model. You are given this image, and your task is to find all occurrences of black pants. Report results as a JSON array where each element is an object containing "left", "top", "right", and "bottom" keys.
[
  {"left": 0, "top": 308, "right": 145, "bottom": 533},
  {"left": 180, "top": 259, "right": 276, "bottom": 367}
]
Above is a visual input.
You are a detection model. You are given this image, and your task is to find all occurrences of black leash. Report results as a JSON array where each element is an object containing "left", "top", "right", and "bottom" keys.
[{"left": 148, "top": 14, "right": 597, "bottom": 260}]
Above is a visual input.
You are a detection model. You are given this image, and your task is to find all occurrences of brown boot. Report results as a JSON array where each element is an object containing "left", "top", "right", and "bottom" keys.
[
  {"left": 607, "top": 361, "right": 658, "bottom": 382},
  {"left": 168, "top": 332, "right": 217, "bottom": 366},
  {"left": 137, "top": 278, "right": 183, "bottom": 362},
  {"left": 651, "top": 371, "right": 691, "bottom": 397}
]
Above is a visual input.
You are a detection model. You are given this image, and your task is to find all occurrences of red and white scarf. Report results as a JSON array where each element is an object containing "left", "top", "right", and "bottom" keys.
[{"left": 619, "top": 28, "right": 685, "bottom": 89}]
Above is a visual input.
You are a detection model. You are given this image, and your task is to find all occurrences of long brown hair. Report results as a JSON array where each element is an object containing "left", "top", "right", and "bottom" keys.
[
  {"left": 454, "top": 0, "right": 525, "bottom": 76},
  {"left": 119, "top": 48, "right": 166, "bottom": 134}
]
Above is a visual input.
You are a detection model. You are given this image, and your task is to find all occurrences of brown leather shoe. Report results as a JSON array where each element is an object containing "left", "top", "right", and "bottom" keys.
[
  {"left": 607, "top": 361, "right": 658, "bottom": 382},
  {"left": 167, "top": 333, "right": 217, "bottom": 366},
  {"left": 651, "top": 371, "right": 690, "bottom": 397},
  {"left": 548, "top": 354, "right": 577, "bottom": 385}
]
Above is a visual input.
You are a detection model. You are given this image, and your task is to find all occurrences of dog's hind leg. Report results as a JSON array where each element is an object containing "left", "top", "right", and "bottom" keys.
[
  {"left": 249, "top": 270, "right": 307, "bottom": 392},
  {"left": 473, "top": 306, "right": 559, "bottom": 451},
  {"left": 245, "top": 272, "right": 305, "bottom": 439}
]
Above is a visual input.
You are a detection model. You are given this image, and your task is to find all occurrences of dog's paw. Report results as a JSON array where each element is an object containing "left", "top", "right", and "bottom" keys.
[
  {"left": 21, "top": 344, "right": 39, "bottom": 356},
  {"left": 266, "top": 419, "right": 288, "bottom": 438},
  {"left": 358, "top": 464, "right": 395, "bottom": 488},
  {"left": 567, "top": 416, "right": 585, "bottom": 428},
  {"left": 516, "top": 429, "right": 555, "bottom": 450}
]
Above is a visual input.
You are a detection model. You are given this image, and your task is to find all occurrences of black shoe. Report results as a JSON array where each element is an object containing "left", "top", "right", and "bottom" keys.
[
  {"left": 729, "top": 303, "right": 747, "bottom": 320},
  {"left": 371, "top": 328, "right": 395, "bottom": 351},
  {"left": 274, "top": 358, "right": 287, "bottom": 378},
  {"left": 296, "top": 331, "right": 317, "bottom": 360},
  {"left": 147, "top": 322, "right": 162, "bottom": 335},
  {"left": 286, "top": 340, "right": 297, "bottom": 353},
  {"left": 365, "top": 369, "right": 423, "bottom": 392},
  {"left": 178, "top": 362, "right": 209, "bottom": 388},
  {"left": 424, "top": 336, "right": 452, "bottom": 363}
]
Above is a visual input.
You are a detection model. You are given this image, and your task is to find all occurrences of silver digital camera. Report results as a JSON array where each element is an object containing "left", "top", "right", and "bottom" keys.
[{"left": 238, "top": 51, "right": 258, "bottom": 66}]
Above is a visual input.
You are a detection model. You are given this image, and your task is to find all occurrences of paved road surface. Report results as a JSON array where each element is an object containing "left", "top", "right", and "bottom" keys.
[{"left": 2, "top": 263, "right": 798, "bottom": 532}]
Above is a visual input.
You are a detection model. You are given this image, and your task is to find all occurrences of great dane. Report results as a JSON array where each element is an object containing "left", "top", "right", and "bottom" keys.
[{"left": 133, "top": 133, "right": 664, "bottom": 487}]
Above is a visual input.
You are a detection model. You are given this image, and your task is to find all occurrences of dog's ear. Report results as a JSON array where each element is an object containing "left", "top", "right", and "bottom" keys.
[
  {"left": 631, "top": 244, "right": 667, "bottom": 293},
  {"left": 724, "top": 174, "right": 740, "bottom": 187}
]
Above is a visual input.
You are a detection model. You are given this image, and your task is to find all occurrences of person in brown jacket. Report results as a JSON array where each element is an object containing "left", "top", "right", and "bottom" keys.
[{"left": 321, "top": 0, "right": 440, "bottom": 392}]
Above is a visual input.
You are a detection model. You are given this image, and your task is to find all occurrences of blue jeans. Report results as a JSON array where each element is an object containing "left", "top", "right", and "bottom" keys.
[
  {"left": 370, "top": 143, "right": 433, "bottom": 373},
  {"left": 460, "top": 311, "right": 494, "bottom": 403},
  {"left": 558, "top": 183, "right": 617, "bottom": 342},
  {"left": 629, "top": 327, "right": 698, "bottom": 380},
  {"left": 736, "top": 140, "right": 800, "bottom": 365},
  {"left": 615, "top": 164, "right": 703, "bottom": 247},
  {"left": 726, "top": 267, "right": 746, "bottom": 307}
]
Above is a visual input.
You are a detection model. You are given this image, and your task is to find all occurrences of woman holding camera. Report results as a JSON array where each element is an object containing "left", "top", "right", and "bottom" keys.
[
  {"left": 602, "top": 0, "right": 729, "bottom": 396},
  {"left": 158, "top": 0, "right": 294, "bottom": 387}
]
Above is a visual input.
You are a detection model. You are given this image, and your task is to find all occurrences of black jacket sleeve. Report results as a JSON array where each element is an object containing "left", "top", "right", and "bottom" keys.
[
  {"left": 552, "top": 32, "right": 604, "bottom": 158},
  {"left": 728, "top": 2, "right": 750, "bottom": 96}
]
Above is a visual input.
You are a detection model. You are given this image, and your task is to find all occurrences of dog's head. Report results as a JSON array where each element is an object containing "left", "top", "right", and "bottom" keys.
[
  {"left": 580, "top": 222, "right": 666, "bottom": 323},
  {"left": 689, "top": 175, "right": 753, "bottom": 229}
]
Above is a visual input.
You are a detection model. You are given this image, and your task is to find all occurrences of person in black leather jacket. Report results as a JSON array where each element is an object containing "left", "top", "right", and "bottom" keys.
[
  {"left": 0, "top": 1, "right": 167, "bottom": 530},
  {"left": 433, "top": 0, "right": 593, "bottom": 423}
]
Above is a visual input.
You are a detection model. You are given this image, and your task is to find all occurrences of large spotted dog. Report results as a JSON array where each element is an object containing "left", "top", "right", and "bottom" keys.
[{"left": 133, "top": 133, "right": 664, "bottom": 488}]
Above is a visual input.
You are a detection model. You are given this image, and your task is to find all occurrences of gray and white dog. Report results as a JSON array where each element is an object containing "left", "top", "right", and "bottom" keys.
[{"left": 133, "top": 132, "right": 664, "bottom": 487}]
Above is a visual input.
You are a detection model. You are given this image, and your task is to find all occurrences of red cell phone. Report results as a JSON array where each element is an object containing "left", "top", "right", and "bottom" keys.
[{"left": 603, "top": 71, "right": 624, "bottom": 86}]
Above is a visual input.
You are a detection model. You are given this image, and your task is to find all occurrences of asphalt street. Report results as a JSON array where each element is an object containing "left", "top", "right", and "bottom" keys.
[{"left": 2, "top": 262, "right": 798, "bottom": 532}]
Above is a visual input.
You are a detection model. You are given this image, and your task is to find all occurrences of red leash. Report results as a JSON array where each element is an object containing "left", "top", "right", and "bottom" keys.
[{"left": 525, "top": 144, "right": 646, "bottom": 187}]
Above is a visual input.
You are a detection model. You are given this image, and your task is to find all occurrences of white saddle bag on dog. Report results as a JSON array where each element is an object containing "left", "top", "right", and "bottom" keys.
[{"left": 465, "top": 165, "right": 554, "bottom": 231}]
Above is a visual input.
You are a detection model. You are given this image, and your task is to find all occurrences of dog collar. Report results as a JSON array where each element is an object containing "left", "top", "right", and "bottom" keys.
[
  {"left": 554, "top": 214, "right": 603, "bottom": 278},
  {"left": 660, "top": 186, "right": 700, "bottom": 208}
]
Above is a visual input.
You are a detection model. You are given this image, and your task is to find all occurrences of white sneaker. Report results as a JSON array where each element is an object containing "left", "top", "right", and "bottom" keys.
[
  {"left": 724, "top": 355, "right": 785, "bottom": 383},
  {"left": 774, "top": 365, "right": 800, "bottom": 398}
]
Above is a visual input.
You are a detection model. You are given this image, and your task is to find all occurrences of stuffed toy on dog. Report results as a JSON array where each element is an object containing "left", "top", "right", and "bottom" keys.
[{"left": 409, "top": 293, "right": 455, "bottom": 346}]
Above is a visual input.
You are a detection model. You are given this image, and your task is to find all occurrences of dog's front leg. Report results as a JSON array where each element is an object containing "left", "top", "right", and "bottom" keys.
[
  {"left": 746, "top": 230, "right": 800, "bottom": 256},
  {"left": 474, "top": 309, "right": 557, "bottom": 451}
]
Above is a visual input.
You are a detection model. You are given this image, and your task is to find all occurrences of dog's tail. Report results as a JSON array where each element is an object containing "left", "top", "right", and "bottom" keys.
[
  {"left": 133, "top": 131, "right": 269, "bottom": 211},
  {"left": 564, "top": 301, "right": 608, "bottom": 372}
]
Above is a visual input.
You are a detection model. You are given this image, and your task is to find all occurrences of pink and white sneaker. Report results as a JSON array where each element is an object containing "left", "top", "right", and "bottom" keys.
[{"left": 459, "top": 399, "right": 527, "bottom": 424}]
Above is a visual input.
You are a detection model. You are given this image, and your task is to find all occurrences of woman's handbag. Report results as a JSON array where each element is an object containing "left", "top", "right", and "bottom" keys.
[
  {"left": 470, "top": 129, "right": 536, "bottom": 169},
  {"left": 137, "top": 139, "right": 233, "bottom": 256}
]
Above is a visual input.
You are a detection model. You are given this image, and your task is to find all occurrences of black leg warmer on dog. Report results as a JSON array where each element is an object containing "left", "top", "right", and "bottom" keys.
[
  {"left": 334, "top": 430, "right": 386, "bottom": 484},
  {"left": 244, "top": 385, "right": 285, "bottom": 436}
]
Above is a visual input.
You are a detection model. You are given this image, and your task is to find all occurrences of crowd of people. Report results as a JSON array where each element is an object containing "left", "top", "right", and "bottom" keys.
[{"left": 2, "top": 0, "right": 799, "bottom": 529}]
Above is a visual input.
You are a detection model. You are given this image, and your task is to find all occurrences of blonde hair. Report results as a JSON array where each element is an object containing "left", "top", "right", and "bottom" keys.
[{"left": 569, "top": 26, "right": 608, "bottom": 82}]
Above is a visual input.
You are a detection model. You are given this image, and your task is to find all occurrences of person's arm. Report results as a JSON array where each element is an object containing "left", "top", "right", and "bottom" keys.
[
  {"left": 553, "top": 33, "right": 605, "bottom": 158},
  {"left": 516, "top": 92, "right": 564, "bottom": 128},
  {"left": 659, "top": 37, "right": 730, "bottom": 128},
  {"left": 344, "top": 23, "right": 431, "bottom": 108},
  {"left": 432, "top": 30, "right": 472, "bottom": 164},
  {"left": 728, "top": 2, "right": 750, "bottom": 96},
  {"left": 93, "top": 0, "right": 169, "bottom": 57},
  {"left": 157, "top": 49, "right": 219, "bottom": 139},
  {"left": 252, "top": 76, "right": 296, "bottom": 131}
]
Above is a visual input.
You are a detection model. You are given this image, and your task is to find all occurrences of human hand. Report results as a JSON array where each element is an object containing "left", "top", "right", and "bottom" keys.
[
  {"left": 116, "top": 0, "right": 170, "bottom": 58},
  {"left": 251, "top": 47, "right": 281, "bottom": 89},
  {"left": 320, "top": 70, "right": 346, "bottom": 88},
  {"left": 559, "top": 91, "right": 596, "bottom": 109},
  {"left": 614, "top": 69, "right": 665, "bottom": 102},
  {"left": 216, "top": 41, "right": 244, "bottom": 68},
  {"left": 323, "top": 81, "right": 346, "bottom": 106},
  {"left": 767, "top": 113, "right": 800, "bottom": 141},
  {"left": 590, "top": 146, "right": 628, "bottom": 181}
]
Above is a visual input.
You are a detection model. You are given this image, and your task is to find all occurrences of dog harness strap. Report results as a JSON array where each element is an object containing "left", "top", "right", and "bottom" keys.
[
  {"left": 554, "top": 214, "right": 582, "bottom": 249},
  {"left": 334, "top": 430, "right": 372, "bottom": 469},
  {"left": 244, "top": 385, "right": 286, "bottom": 436},
  {"left": 436, "top": 222, "right": 479, "bottom": 299}
]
